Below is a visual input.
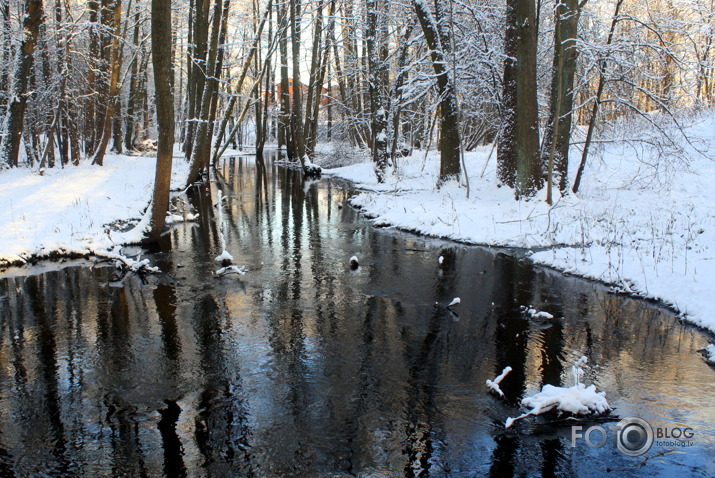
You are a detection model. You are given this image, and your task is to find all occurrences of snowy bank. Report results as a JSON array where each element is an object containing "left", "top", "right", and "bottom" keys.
[
  {"left": 320, "top": 112, "right": 715, "bottom": 334},
  {"left": 0, "top": 153, "right": 190, "bottom": 268}
]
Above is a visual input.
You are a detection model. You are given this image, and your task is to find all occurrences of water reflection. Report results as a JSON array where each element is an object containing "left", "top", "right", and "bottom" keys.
[{"left": 0, "top": 151, "right": 714, "bottom": 477}]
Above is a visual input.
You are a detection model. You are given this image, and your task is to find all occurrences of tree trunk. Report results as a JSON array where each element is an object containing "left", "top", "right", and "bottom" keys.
[
  {"left": 84, "top": 0, "right": 100, "bottom": 155},
  {"left": 112, "top": 107, "right": 123, "bottom": 153},
  {"left": 289, "top": 0, "right": 306, "bottom": 164},
  {"left": 278, "top": 0, "right": 291, "bottom": 155},
  {"left": 91, "top": 0, "right": 123, "bottom": 166},
  {"left": 343, "top": 1, "right": 362, "bottom": 147},
  {"left": 124, "top": 7, "right": 142, "bottom": 151},
  {"left": 256, "top": 2, "right": 273, "bottom": 158},
  {"left": 327, "top": 0, "right": 348, "bottom": 141},
  {"left": 183, "top": 0, "right": 210, "bottom": 160},
  {"left": 412, "top": 0, "right": 461, "bottom": 184},
  {"left": 544, "top": 0, "right": 581, "bottom": 193},
  {"left": 186, "top": 0, "right": 228, "bottom": 184},
  {"left": 205, "top": 0, "right": 231, "bottom": 159},
  {"left": 498, "top": 0, "right": 542, "bottom": 197},
  {"left": 0, "top": 0, "right": 43, "bottom": 168},
  {"left": 149, "top": 0, "right": 175, "bottom": 241},
  {"left": 303, "top": 0, "right": 324, "bottom": 159},
  {"left": 94, "top": 0, "right": 114, "bottom": 152},
  {"left": 389, "top": 23, "right": 414, "bottom": 163},
  {"left": 54, "top": 0, "right": 72, "bottom": 166},
  {"left": 307, "top": 26, "right": 330, "bottom": 158},
  {"left": 366, "top": 0, "right": 388, "bottom": 181},
  {"left": 0, "top": 1, "right": 10, "bottom": 116}
]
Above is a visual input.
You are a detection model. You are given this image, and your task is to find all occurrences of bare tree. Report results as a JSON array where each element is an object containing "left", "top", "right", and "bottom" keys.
[
  {"left": 149, "top": 0, "right": 175, "bottom": 241},
  {"left": 366, "top": 0, "right": 389, "bottom": 181},
  {"left": 186, "top": 0, "right": 230, "bottom": 184},
  {"left": 544, "top": 0, "right": 585, "bottom": 197},
  {"left": 91, "top": 0, "right": 124, "bottom": 166},
  {"left": 289, "top": 0, "right": 306, "bottom": 163},
  {"left": 572, "top": 0, "right": 624, "bottom": 194},
  {"left": 412, "top": 0, "right": 462, "bottom": 185},
  {"left": 498, "top": 0, "right": 542, "bottom": 197}
]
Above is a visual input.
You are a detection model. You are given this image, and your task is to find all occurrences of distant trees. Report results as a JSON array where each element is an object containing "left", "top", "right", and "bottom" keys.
[{"left": 573, "top": 0, "right": 624, "bottom": 194}]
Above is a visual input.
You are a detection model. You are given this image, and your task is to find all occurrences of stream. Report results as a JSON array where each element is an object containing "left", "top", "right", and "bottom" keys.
[{"left": 0, "top": 152, "right": 714, "bottom": 477}]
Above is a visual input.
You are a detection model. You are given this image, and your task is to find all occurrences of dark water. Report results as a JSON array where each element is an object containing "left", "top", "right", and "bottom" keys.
[{"left": 0, "top": 153, "right": 714, "bottom": 477}]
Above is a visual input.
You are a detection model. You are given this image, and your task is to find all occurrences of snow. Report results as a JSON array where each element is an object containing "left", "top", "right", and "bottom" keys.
[
  {"left": 505, "top": 356, "right": 610, "bottom": 428},
  {"left": 0, "top": 153, "right": 190, "bottom": 269},
  {"left": 214, "top": 189, "right": 233, "bottom": 264},
  {"left": 521, "top": 306, "right": 554, "bottom": 320},
  {"left": 215, "top": 250, "right": 234, "bottom": 263},
  {"left": 505, "top": 383, "right": 610, "bottom": 428},
  {"left": 214, "top": 265, "right": 247, "bottom": 277},
  {"left": 705, "top": 344, "right": 715, "bottom": 364},
  {"left": 486, "top": 366, "right": 512, "bottom": 397},
  {"left": 321, "top": 111, "right": 715, "bottom": 334},
  {"left": 303, "top": 155, "right": 323, "bottom": 176},
  {"left": 165, "top": 212, "right": 199, "bottom": 224},
  {"left": 212, "top": 188, "right": 244, "bottom": 273}
]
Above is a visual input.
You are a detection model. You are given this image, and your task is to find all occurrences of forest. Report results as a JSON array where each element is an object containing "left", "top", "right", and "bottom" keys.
[{"left": 0, "top": 0, "right": 713, "bottom": 230}]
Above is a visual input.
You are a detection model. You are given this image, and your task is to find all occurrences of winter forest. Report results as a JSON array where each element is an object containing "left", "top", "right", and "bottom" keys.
[
  {"left": 1, "top": 0, "right": 715, "bottom": 475},
  {"left": 1, "top": 0, "right": 713, "bottom": 188}
]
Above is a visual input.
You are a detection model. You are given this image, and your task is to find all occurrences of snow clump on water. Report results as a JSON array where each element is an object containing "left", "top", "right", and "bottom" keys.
[{"left": 505, "top": 356, "right": 610, "bottom": 428}]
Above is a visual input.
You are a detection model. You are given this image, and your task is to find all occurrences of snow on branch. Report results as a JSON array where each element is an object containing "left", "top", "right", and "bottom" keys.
[
  {"left": 214, "top": 265, "right": 247, "bottom": 277},
  {"left": 486, "top": 366, "right": 512, "bottom": 398}
]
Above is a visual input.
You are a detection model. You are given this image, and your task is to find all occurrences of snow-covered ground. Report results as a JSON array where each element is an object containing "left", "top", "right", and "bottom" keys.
[
  {"left": 0, "top": 152, "right": 190, "bottom": 268},
  {"left": 320, "top": 111, "right": 715, "bottom": 334}
]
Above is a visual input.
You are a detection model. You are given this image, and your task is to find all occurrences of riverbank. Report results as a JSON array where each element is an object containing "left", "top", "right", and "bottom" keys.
[
  {"left": 319, "top": 111, "right": 715, "bottom": 335},
  {"left": 0, "top": 152, "right": 190, "bottom": 269}
]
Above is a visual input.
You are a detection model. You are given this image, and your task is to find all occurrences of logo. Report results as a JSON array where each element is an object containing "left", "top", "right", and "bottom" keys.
[
  {"left": 571, "top": 417, "right": 694, "bottom": 457},
  {"left": 614, "top": 417, "right": 653, "bottom": 456}
]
